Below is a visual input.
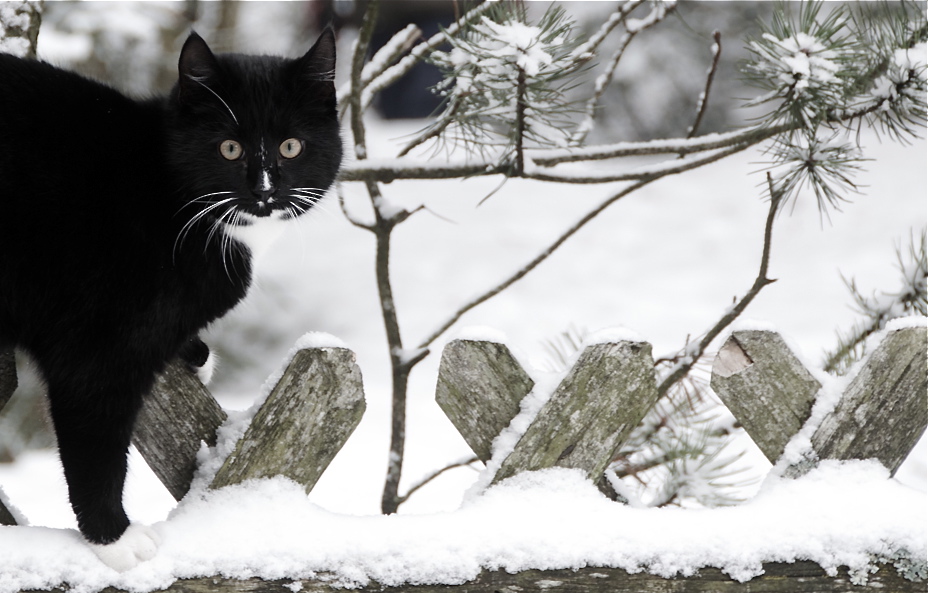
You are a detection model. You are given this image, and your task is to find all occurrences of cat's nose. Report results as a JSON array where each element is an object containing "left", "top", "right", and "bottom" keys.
[{"left": 252, "top": 169, "right": 276, "bottom": 200}]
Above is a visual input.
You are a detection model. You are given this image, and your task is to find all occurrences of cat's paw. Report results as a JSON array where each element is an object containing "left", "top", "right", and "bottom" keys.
[{"left": 89, "top": 524, "right": 161, "bottom": 572}]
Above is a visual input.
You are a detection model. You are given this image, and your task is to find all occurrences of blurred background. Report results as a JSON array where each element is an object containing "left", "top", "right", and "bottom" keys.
[{"left": 1, "top": 1, "right": 924, "bottom": 520}]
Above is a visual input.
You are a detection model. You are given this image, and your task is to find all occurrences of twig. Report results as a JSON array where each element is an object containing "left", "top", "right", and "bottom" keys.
[
  {"left": 338, "top": 24, "right": 422, "bottom": 120},
  {"left": 686, "top": 31, "right": 722, "bottom": 139},
  {"left": 539, "top": 122, "right": 794, "bottom": 167},
  {"left": 360, "top": 1, "right": 497, "bottom": 113},
  {"left": 347, "top": 0, "right": 381, "bottom": 161},
  {"left": 572, "top": 1, "right": 677, "bottom": 145},
  {"left": 337, "top": 186, "right": 373, "bottom": 231},
  {"left": 341, "top": 127, "right": 782, "bottom": 184},
  {"left": 513, "top": 68, "right": 527, "bottom": 176},
  {"left": 655, "top": 172, "right": 784, "bottom": 397},
  {"left": 524, "top": 142, "right": 755, "bottom": 184},
  {"left": 396, "top": 456, "right": 480, "bottom": 507},
  {"left": 417, "top": 177, "right": 649, "bottom": 350},
  {"left": 397, "top": 98, "right": 461, "bottom": 158},
  {"left": 570, "top": 0, "right": 646, "bottom": 61},
  {"left": 414, "top": 141, "right": 780, "bottom": 351}
]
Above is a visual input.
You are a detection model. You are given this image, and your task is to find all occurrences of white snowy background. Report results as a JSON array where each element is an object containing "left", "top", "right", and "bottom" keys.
[{"left": 0, "top": 1, "right": 925, "bottom": 589}]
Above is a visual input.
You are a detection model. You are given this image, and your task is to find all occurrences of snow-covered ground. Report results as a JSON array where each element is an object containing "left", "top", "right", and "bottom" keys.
[{"left": 1, "top": 462, "right": 924, "bottom": 591}]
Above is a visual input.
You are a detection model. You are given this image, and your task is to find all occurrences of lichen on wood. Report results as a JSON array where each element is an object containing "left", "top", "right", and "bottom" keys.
[
  {"left": 435, "top": 340, "right": 534, "bottom": 462},
  {"left": 211, "top": 347, "right": 366, "bottom": 493},
  {"left": 809, "top": 326, "right": 927, "bottom": 475},
  {"left": 493, "top": 340, "right": 659, "bottom": 485},
  {"left": 710, "top": 330, "right": 821, "bottom": 463},
  {"left": 133, "top": 359, "right": 228, "bottom": 500}
]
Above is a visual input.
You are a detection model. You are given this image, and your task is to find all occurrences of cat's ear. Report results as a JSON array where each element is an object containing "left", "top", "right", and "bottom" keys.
[
  {"left": 178, "top": 31, "right": 221, "bottom": 91},
  {"left": 293, "top": 28, "right": 337, "bottom": 92}
]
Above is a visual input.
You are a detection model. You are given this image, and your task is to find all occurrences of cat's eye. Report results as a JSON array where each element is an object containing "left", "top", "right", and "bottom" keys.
[
  {"left": 219, "top": 140, "right": 243, "bottom": 161},
  {"left": 279, "top": 138, "right": 303, "bottom": 159}
]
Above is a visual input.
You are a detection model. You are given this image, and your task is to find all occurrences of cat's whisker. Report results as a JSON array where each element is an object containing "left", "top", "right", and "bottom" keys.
[
  {"left": 289, "top": 193, "right": 335, "bottom": 218},
  {"left": 187, "top": 76, "right": 239, "bottom": 125},
  {"left": 173, "top": 197, "right": 238, "bottom": 260},
  {"left": 175, "top": 191, "right": 236, "bottom": 215}
]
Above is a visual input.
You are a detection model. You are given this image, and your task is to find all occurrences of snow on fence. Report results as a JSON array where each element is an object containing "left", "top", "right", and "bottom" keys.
[{"left": 0, "top": 325, "right": 925, "bottom": 592}]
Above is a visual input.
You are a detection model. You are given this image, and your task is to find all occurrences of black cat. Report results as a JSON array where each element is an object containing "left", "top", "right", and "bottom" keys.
[{"left": 0, "top": 30, "right": 341, "bottom": 569}]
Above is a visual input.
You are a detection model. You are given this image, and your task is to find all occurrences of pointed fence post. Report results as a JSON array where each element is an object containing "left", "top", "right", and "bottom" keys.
[
  {"left": 492, "top": 341, "right": 659, "bottom": 485},
  {"left": 710, "top": 330, "right": 821, "bottom": 463},
  {"left": 807, "top": 326, "right": 927, "bottom": 474},
  {"left": 436, "top": 340, "right": 534, "bottom": 462},
  {"left": 436, "top": 339, "right": 659, "bottom": 487},
  {"left": 210, "top": 347, "right": 366, "bottom": 493},
  {"left": 711, "top": 327, "right": 927, "bottom": 477},
  {"left": 133, "top": 359, "right": 228, "bottom": 500}
]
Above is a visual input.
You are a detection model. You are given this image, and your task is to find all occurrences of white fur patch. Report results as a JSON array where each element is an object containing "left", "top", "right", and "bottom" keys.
[
  {"left": 224, "top": 213, "right": 288, "bottom": 260},
  {"left": 89, "top": 523, "right": 161, "bottom": 572},
  {"left": 197, "top": 349, "right": 217, "bottom": 385}
]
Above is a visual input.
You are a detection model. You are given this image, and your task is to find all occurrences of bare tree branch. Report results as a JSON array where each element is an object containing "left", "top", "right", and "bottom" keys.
[
  {"left": 396, "top": 456, "right": 480, "bottom": 507},
  {"left": 359, "top": 1, "right": 498, "bottom": 113},
  {"left": 571, "top": 0, "right": 647, "bottom": 61},
  {"left": 337, "top": 23, "right": 421, "bottom": 119},
  {"left": 572, "top": 1, "right": 677, "bottom": 145},
  {"left": 686, "top": 31, "right": 722, "bottom": 139},
  {"left": 655, "top": 173, "right": 784, "bottom": 398}
]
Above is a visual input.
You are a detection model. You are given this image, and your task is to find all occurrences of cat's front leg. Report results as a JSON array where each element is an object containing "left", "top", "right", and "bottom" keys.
[
  {"left": 45, "top": 376, "right": 160, "bottom": 571},
  {"left": 178, "top": 334, "right": 217, "bottom": 385}
]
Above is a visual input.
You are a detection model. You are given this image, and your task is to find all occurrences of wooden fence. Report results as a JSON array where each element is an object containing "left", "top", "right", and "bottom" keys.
[{"left": 0, "top": 326, "right": 925, "bottom": 592}]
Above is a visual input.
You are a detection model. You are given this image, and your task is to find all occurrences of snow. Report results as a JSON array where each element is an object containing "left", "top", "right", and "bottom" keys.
[
  {"left": 0, "top": 3, "right": 31, "bottom": 57},
  {"left": 0, "top": 463, "right": 923, "bottom": 591},
  {"left": 450, "top": 325, "right": 509, "bottom": 344}
]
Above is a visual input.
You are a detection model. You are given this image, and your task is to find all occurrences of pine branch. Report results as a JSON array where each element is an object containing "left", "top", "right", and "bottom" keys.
[
  {"left": 823, "top": 229, "right": 928, "bottom": 374},
  {"left": 572, "top": 1, "right": 677, "bottom": 146},
  {"left": 359, "top": 1, "right": 498, "bottom": 114}
]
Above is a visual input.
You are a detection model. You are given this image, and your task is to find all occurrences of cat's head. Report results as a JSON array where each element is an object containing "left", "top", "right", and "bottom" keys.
[{"left": 167, "top": 30, "right": 342, "bottom": 234}]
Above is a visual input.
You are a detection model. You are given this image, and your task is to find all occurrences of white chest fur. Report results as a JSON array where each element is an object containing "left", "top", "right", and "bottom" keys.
[{"left": 223, "top": 213, "right": 289, "bottom": 260}]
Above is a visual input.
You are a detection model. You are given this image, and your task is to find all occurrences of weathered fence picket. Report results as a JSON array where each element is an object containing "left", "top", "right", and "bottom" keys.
[
  {"left": 711, "top": 327, "right": 927, "bottom": 477},
  {"left": 436, "top": 338, "right": 660, "bottom": 486},
  {"left": 436, "top": 340, "right": 533, "bottom": 463},
  {"left": 710, "top": 330, "right": 821, "bottom": 463},
  {"left": 1, "top": 325, "right": 925, "bottom": 591},
  {"left": 496, "top": 341, "right": 658, "bottom": 485},
  {"left": 133, "top": 359, "right": 228, "bottom": 500},
  {"left": 210, "top": 347, "right": 366, "bottom": 492}
]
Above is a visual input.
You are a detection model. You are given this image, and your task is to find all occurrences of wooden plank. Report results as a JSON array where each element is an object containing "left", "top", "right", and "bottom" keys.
[
  {"left": 0, "top": 347, "right": 16, "bottom": 413},
  {"left": 18, "top": 563, "right": 923, "bottom": 593},
  {"left": 710, "top": 330, "right": 821, "bottom": 463},
  {"left": 809, "top": 326, "right": 928, "bottom": 475},
  {"left": 435, "top": 340, "right": 534, "bottom": 462},
  {"left": 133, "top": 359, "right": 228, "bottom": 501},
  {"left": 493, "top": 341, "right": 658, "bottom": 485},
  {"left": 211, "top": 347, "right": 366, "bottom": 493}
]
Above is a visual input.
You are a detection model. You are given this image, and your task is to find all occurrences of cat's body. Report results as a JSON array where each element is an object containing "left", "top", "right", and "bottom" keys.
[{"left": 0, "top": 32, "right": 341, "bottom": 569}]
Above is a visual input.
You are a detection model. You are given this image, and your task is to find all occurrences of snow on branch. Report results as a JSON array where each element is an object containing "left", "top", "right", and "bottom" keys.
[{"left": 356, "top": 0, "right": 498, "bottom": 114}]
